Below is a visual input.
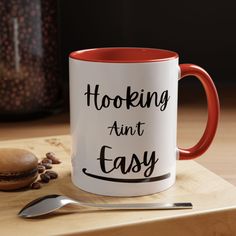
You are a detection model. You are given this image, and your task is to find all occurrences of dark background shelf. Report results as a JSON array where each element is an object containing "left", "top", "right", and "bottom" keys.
[
  {"left": 58, "top": 0, "right": 236, "bottom": 108},
  {"left": 59, "top": 0, "right": 236, "bottom": 84}
]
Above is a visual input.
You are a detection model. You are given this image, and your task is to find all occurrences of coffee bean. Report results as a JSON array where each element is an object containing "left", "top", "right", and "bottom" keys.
[
  {"left": 42, "top": 158, "right": 52, "bottom": 164},
  {"left": 52, "top": 159, "right": 61, "bottom": 164},
  {"left": 40, "top": 173, "right": 50, "bottom": 183},
  {"left": 37, "top": 164, "right": 46, "bottom": 173},
  {"left": 31, "top": 182, "right": 41, "bottom": 189},
  {"left": 45, "top": 152, "right": 61, "bottom": 164},
  {"left": 46, "top": 152, "right": 55, "bottom": 159},
  {"left": 45, "top": 170, "right": 58, "bottom": 179},
  {"left": 42, "top": 163, "right": 52, "bottom": 169}
]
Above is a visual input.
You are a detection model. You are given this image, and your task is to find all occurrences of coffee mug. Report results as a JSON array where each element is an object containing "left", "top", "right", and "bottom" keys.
[{"left": 69, "top": 48, "right": 219, "bottom": 196}]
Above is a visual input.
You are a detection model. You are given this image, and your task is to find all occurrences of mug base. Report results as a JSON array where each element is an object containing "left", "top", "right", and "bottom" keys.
[{"left": 71, "top": 172, "right": 176, "bottom": 197}]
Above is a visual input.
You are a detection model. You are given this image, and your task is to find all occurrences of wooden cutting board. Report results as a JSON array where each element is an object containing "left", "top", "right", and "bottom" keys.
[{"left": 0, "top": 135, "right": 236, "bottom": 236}]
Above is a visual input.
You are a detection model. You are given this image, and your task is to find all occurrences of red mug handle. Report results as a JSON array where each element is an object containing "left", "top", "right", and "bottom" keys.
[{"left": 178, "top": 64, "right": 220, "bottom": 160}]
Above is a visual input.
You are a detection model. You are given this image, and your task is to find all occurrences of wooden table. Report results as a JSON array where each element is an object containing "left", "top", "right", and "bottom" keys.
[
  {"left": 1, "top": 135, "right": 236, "bottom": 236},
  {"left": 0, "top": 106, "right": 235, "bottom": 235}
]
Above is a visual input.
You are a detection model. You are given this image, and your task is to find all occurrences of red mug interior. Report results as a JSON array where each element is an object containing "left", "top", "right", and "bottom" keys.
[{"left": 69, "top": 47, "right": 178, "bottom": 63}]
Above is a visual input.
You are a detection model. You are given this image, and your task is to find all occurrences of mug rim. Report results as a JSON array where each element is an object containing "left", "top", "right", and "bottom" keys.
[{"left": 69, "top": 47, "right": 178, "bottom": 63}]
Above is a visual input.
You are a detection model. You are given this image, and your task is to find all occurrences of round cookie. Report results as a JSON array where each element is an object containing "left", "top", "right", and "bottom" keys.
[{"left": 0, "top": 148, "right": 38, "bottom": 190}]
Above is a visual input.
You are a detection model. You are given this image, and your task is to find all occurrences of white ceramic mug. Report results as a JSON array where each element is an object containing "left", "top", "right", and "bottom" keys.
[{"left": 69, "top": 47, "right": 219, "bottom": 196}]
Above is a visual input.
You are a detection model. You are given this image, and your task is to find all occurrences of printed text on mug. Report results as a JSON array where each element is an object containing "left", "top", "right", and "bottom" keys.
[{"left": 82, "top": 84, "right": 171, "bottom": 182}]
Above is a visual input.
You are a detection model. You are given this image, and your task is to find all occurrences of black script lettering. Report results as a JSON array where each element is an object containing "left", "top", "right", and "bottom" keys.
[
  {"left": 97, "top": 145, "right": 113, "bottom": 173},
  {"left": 126, "top": 86, "right": 140, "bottom": 109},
  {"left": 127, "top": 154, "right": 142, "bottom": 173},
  {"left": 84, "top": 84, "right": 102, "bottom": 110},
  {"left": 107, "top": 121, "right": 145, "bottom": 136},
  {"left": 143, "top": 151, "right": 159, "bottom": 177},
  {"left": 97, "top": 145, "right": 159, "bottom": 177},
  {"left": 160, "top": 90, "right": 170, "bottom": 111},
  {"left": 113, "top": 156, "right": 126, "bottom": 174},
  {"left": 136, "top": 121, "right": 145, "bottom": 136},
  {"left": 102, "top": 95, "right": 111, "bottom": 108},
  {"left": 113, "top": 95, "right": 123, "bottom": 108},
  {"left": 84, "top": 84, "right": 170, "bottom": 111}
]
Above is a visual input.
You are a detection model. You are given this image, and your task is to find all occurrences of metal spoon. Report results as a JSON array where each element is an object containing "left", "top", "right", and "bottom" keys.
[{"left": 18, "top": 194, "right": 193, "bottom": 218}]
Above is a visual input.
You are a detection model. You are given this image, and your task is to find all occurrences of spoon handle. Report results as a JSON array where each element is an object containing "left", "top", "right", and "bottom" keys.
[{"left": 78, "top": 202, "right": 193, "bottom": 210}]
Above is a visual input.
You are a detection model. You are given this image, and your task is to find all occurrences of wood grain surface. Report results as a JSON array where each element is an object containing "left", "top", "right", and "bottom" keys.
[{"left": 0, "top": 135, "right": 236, "bottom": 235}]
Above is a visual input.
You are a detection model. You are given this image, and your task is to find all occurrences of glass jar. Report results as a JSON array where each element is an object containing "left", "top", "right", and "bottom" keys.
[{"left": 0, "top": 0, "right": 62, "bottom": 120}]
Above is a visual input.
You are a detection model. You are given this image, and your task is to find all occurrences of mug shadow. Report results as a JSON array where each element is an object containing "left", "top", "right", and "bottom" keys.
[
  {"left": 57, "top": 171, "right": 116, "bottom": 202},
  {"left": 57, "top": 170, "right": 183, "bottom": 203},
  {"left": 57, "top": 170, "right": 170, "bottom": 202}
]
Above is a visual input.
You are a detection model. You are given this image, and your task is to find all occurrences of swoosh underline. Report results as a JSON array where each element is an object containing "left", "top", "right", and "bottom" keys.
[{"left": 82, "top": 168, "right": 170, "bottom": 183}]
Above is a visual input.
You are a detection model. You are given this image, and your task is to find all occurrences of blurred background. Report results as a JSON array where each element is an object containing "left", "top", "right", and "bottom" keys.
[
  {"left": 0, "top": 0, "right": 235, "bottom": 121},
  {"left": 60, "top": 0, "right": 235, "bottom": 108}
]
